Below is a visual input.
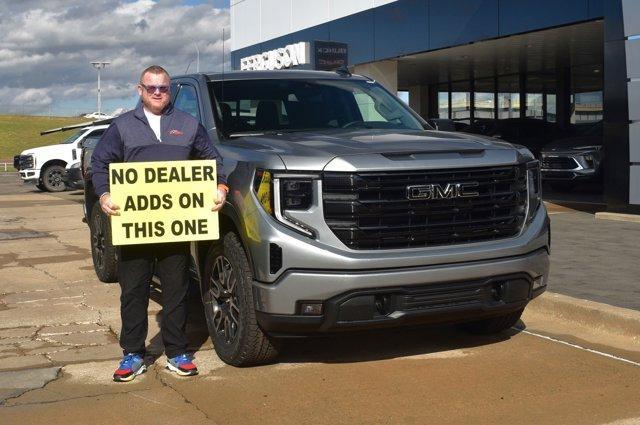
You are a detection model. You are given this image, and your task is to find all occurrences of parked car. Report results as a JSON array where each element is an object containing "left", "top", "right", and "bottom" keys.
[
  {"left": 14, "top": 123, "right": 108, "bottom": 192},
  {"left": 84, "top": 112, "right": 113, "bottom": 120},
  {"left": 83, "top": 70, "right": 550, "bottom": 366},
  {"left": 426, "top": 118, "right": 468, "bottom": 132},
  {"left": 540, "top": 121, "right": 603, "bottom": 190},
  {"left": 463, "top": 118, "right": 559, "bottom": 157}
]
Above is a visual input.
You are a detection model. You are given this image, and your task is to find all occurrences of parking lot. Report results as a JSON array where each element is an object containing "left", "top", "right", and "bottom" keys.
[{"left": 1, "top": 173, "right": 640, "bottom": 425}]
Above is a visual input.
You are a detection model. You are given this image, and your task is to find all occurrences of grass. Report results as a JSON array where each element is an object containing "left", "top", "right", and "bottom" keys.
[{"left": 0, "top": 115, "right": 89, "bottom": 163}]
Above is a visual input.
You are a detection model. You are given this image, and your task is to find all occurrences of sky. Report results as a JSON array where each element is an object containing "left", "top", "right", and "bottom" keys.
[{"left": 0, "top": 0, "right": 231, "bottom": 117}]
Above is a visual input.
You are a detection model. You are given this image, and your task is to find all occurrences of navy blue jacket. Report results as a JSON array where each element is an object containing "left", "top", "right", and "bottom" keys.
[{"left": 92, "top": 103, "right": 226, "bottom": 197}]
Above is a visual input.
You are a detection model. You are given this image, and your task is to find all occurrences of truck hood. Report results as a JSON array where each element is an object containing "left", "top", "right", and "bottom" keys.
[
  {"left": 231, "top": 129, "right": 530, "bottom": 171},
  {"left": 21, "top": 143, "right": 71, "bottom": 157},
  {"left": 541, "top": 135, "right": 602, "bottom": 152}
]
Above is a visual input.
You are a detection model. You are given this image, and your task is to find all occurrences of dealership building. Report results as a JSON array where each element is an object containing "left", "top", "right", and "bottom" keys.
[{"left": 230, "top": 0, "right": 640, "bottom": 212}]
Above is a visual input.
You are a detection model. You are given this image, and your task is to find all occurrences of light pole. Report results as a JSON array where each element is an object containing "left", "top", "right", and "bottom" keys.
[{"left": 90, "top": 61, "right": 110, "bottom": 115}]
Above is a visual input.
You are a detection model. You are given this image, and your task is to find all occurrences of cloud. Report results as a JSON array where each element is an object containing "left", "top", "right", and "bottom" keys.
[
  {"left": 115, "top": 0, "right": 156, "bottom": 17},
  {"left": 13, "top": 88, "right": 53, "bottom": 107},
  {"left": 0, "top": 0, "right": 230, "bottom": 115}
]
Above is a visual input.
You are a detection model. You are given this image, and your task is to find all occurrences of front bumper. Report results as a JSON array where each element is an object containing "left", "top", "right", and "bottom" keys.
[
  {"left": 253, "top": 247, "right": 549, "bottom": 334},
  {"left": 18, "top": 169, "right": 39, "bottom": 182},
  {"left": 541, "top": 169, "right": 598, "bottom": 182},
  {"left": 541, "top": 152, "right": 601, "bottom": 182}
]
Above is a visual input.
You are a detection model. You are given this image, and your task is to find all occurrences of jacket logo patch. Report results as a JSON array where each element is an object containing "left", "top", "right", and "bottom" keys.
[{"left": 169, "top": 129, "right": 183, "bottom": 136}]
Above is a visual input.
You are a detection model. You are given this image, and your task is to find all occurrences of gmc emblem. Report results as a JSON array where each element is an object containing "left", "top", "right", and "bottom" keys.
[{"left": 406, "top": 182, "right": 480, "bottom": 200}]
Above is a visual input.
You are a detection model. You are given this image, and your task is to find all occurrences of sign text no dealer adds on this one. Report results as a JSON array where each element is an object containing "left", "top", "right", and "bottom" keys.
[{"left": 108, "top": 160, "right": 219, "bottom": 245}]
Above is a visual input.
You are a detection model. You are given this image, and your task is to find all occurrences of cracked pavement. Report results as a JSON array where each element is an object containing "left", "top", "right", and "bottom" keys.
[
  {"left": 1, "top": 175, "right": 640, "bottom": 424},
  {"left": 0, "top": 178, "right": 220, "bottom": 423}
]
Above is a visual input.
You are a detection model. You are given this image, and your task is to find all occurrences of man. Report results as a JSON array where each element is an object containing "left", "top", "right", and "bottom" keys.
[{"left": 92, "top": 65, "right": 227, "bottom": 382}]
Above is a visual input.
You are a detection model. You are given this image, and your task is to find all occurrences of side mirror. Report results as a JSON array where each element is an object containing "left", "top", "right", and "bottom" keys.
[{"left": 78, "top": 140, "right": 85, "bottom": 149}]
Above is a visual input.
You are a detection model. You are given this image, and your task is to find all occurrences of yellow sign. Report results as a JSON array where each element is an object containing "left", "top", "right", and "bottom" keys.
[{"left": 109, "top": 160, "right": 219, "bottom": 246}]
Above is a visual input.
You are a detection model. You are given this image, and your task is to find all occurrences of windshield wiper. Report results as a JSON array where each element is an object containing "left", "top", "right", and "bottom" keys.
[{"left": 228, "top": 130, "right": 282, "bottom": 138}]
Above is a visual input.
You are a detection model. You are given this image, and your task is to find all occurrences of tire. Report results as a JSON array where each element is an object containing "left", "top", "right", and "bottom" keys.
[
  {"left": 41, "top": 164, "right": 67, "bottom": 192},
  {"left": 202, "top": 232, "right": 280, "bottom": 366},
  {"left": 35, "top": 182, "right": 46, "bottom": 191},
  {"left": 89, "top": 201, "right": 118, "bottom": 283},
  {"left": 462, "top": 308, "right": 524, "bottom": 334}
]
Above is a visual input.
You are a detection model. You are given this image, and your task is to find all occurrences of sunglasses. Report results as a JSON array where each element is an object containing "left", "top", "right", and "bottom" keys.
[{"left": 139, "top": 83, "right": 170, "bottom": 94}]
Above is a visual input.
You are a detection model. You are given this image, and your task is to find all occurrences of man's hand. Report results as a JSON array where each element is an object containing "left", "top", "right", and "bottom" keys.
[
  {"left": 99, "top": 193, "right": 120, "bottom": 216},
  {"left": 212, "top": 187, "right": 227, "bottom": 212}
]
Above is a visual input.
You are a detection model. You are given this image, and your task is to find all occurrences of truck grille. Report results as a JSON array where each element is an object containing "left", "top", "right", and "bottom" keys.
[
  {"left": 13, "top": 155, "right": 34, "bottom": 171},
  {"left": 322, "top": 165, "right": 528, "bottom": 250},
  {"left": 399, "top": 279, "right": 495, "bottom": 311},
  {"left": 541, "top": 156, "right": 578, "bottom": 170}
]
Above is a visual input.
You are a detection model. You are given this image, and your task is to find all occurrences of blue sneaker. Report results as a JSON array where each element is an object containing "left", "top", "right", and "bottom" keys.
[
  {"left": 166, "top": 353, "right": 198, "bottom": 376},
  {"left": 113, "top": 353, "right": 146, "bottom": 382}
]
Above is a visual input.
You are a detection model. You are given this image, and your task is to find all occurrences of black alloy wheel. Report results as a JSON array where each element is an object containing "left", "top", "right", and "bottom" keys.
[
  {"left": 202, "top": 232, "right": 280, "bottom": 366},
  {"left": 41, "top": 164, "right": 67, "bottom": 192},
  {"left": 89, "top": 201, "right": 118, "bottom": 283},
  {"left": 209, "top": 255, "right": 241, "bottom": 345}
]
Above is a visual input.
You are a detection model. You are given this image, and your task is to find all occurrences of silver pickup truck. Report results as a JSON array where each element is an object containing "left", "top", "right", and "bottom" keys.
[{"left": 85, "top": 69, "right": 550, "bottom": 366}]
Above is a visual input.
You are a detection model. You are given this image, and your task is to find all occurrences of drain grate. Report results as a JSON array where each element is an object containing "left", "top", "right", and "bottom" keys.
[{"left": 0, "top": 229, "right": 51, "bottom": 241}]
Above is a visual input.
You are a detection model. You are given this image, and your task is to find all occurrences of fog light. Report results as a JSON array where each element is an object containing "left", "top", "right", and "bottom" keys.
[
  {"left": 532, "top": 275, "right": 546, "bottom": 291},
  {"left": 300, "top": 303, "right": 323, "bottom": 316}
]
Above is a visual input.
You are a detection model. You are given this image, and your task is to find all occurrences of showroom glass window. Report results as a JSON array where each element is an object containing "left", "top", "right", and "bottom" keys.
[
  {"left": 498, "top": 75, "right": 520, "bottom": 119},
  {"left": 526, "top": 75, "right": 544, "bottom": 120},
  {"left": 451, "top": 81, "right": 471, "bottom": 125},
  {"left": 437, "top": 83, "right": 449, "bottom": 119},
  {"left": 474, "top": 78, "right": 495, "bottom": 121},
  {"left": 571, "top": 64, "right": 603, "bottom": 124}
]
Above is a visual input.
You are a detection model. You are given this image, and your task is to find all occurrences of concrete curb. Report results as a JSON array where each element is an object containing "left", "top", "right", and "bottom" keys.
[
  {"left": 595, "top": 212, "right": 640, "bottom": 223},
  {"left": 526, "top": 291, "right": 640, "bottom": 339}
]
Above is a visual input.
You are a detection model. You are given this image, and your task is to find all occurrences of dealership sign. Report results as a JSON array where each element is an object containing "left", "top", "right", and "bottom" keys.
[
  {"left": 240, "top": 42, "right": 310, "bottom": 70},
  {"left": 314, "top": 41, "right": 348, "bottom": 71}
]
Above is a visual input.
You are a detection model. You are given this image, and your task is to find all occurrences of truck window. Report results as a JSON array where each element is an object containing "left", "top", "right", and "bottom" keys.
[
  {"left": 61, "top": 130, "right": 84, "bottom": 144},
  {"left": 81, "top": 129, "right": 105, "bottom": 149},
  {"left": 174, "top": 84, "right": 201, "bottom": 121},
  {"left": 210, "top": 79, "right": 424, "bottom": 135}
]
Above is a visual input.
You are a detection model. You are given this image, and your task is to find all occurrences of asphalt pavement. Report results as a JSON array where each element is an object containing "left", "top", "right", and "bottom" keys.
[{"left": 546, "top": 206, "right": 640, "bottom": 311}]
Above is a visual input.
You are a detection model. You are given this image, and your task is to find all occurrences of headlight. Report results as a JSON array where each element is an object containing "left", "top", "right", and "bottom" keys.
[
  {"left": 578, "top": 150, "right": 601, "bottom": 169},
  {"left": 280, "top": 179, "right": 313, "bottom": 210},
  {"left": 253, "top": 169, "right": 317, "bottom": 237},
  {"left": 526, "top": 160, "right": 541, "bottom": 224},
  {"left": 20, "top": 154, "right": 35, "bottom": 169}
]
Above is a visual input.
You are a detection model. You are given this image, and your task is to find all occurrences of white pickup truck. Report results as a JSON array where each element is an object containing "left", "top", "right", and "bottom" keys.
[{"left": 14, "top": 124, "right": 108, "bottom": 192}]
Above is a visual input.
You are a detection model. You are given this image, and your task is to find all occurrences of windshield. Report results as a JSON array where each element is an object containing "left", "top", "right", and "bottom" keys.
[
  {"left": 60, "top": 129, "right": 84, "bottom": 144},
  {"left": 209, "top": 79, "right": 425, "bottom": 135},
  {"left": 82, "top": 135, "right": 102, "bottom": 149}
]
